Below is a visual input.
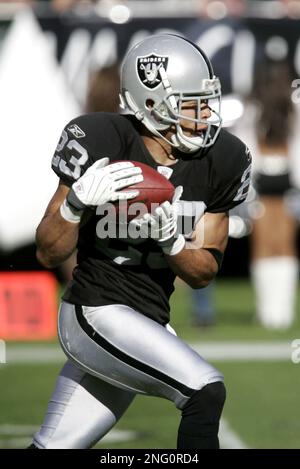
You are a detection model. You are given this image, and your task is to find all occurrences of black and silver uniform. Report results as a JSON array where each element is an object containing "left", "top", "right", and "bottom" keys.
[{"left": 52, "top": 112, "right": 251, "bottom": 325}]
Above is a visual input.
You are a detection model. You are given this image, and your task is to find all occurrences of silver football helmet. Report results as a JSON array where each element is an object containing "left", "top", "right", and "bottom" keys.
[{"left": 120, "top": 34, "right": 222, "bottom": 153}]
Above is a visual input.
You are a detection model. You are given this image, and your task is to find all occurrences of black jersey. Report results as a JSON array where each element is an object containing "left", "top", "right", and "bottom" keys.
[{"left": 52, "top": 113, "right": 251, "bottom": 325}]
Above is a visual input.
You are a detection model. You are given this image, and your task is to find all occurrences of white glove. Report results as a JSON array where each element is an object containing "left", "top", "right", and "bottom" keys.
[
  {"left": 60, "top": 158, "right": 143, "bottom": 223},
  {"left": 129, "top": 186, "right": 185, "bottom": 256}
]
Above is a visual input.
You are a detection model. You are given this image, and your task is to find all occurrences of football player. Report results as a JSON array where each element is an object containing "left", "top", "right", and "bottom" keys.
[{"left": 30, "top": 34, "right": 251, "bottom": 449}]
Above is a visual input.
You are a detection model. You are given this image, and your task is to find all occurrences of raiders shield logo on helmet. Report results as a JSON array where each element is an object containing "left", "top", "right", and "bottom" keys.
[{"left": 137, "top": 54, "right": 169, "bottom": 89}]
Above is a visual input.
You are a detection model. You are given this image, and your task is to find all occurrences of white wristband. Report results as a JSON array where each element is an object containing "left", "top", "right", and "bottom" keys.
[
  {"left": 60, "top": 199, "right": 83, "bottom": 224},
  {"left": 162, "top": 234, "right": 185, "bottom": 256}
]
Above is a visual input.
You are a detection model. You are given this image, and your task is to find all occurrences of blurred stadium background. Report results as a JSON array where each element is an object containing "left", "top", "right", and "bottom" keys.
[{"left": 1, "top": 0, "right": 300, "bottom": 449}]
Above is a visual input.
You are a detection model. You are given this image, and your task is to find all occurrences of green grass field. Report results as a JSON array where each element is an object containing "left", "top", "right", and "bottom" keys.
[{"left": 1, "top": 279, "right": 300, "bottom": 449}]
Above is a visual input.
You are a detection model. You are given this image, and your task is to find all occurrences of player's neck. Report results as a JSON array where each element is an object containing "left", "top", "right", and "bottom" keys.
[{"left": 142, "top": 132, "right": 178, "bottom": 166}]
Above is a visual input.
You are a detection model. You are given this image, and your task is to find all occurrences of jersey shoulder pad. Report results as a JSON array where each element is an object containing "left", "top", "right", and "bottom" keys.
[
  {"left": 207, "top": 129, "right": 252, "bottom": 212},
  {"left": 213, "top": 129, "right": 252, "bottom": 182},
  {"left": 51, "top": 113, "right": 126, "bottom": 186}
]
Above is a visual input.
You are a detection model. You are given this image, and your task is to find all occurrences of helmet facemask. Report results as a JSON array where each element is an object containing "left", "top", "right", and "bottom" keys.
[
  {"left": 151, "top": 81, "right": 222, "bottom": 153},
  {"left": 122, "top": 76, "right": 222, "bottom": 154}
]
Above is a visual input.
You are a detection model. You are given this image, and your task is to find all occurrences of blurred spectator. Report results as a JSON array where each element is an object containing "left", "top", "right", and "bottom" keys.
[
  {"left": 191, "top": 283, "right": 216, "bottom": 328},
  {"left": 33, "top": 0, "right": 94, "bottom": 12},
  {"left": 280, "top": 0, "right": 300, "bottom": 18},
  {"left": 86, "top": 63, "right": 120, "bottom": 113},
  {"left": 50, "top": 0, "right": 81, "bottom": 12},
  {"left": 197, "top": 0, "right": 247, "bottom": 19},
  {"left": 235, "top": 59, "right": 299, "bottom": 329}
]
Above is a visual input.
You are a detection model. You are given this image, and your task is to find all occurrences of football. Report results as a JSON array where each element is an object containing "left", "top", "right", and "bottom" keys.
[{"left": 114, "top": 161, "right": 175, "bottom": 221}]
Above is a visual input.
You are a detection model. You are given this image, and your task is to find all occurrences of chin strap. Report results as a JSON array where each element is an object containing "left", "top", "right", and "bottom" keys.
[{"left": 171, "top": 127, "right": 205, "bottom": 153}]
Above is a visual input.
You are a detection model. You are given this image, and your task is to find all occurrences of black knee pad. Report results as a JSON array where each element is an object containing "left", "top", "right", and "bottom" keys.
[{"left": 180, "top": 381, "right": 226, "bottom": 435}]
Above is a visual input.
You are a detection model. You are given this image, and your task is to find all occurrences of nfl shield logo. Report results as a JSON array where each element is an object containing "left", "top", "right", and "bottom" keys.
[{"left": 137, "top": 54, "right": 169, "bottom": 89}]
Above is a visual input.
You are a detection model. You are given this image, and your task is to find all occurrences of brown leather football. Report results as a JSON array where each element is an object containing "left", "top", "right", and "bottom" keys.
[{"left": 115, "top": 161, "right": 175, "bottom": 221}]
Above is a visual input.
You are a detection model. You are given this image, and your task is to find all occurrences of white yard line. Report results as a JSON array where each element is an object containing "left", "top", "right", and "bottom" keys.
[
  {"left": 219, "top": 418, "right": 248, "bottom": 449},
  {"left": 0, "top": 424, "right": 37, "bottom": 435},
  {"left": 0, "top": 438, "right": 32, "bottom": 449},
  {"left": 0, "top": 422, "right": 246, "bottom": 449},
  {"left": 0, "top": 425, "right": 138, "bottom": 448},
  {"left": 1, "top": 341, "right": 293, "bottom": 365},
  {"left": 190, "top": 341, "right": 293, "bottom": 361},
  {"left": 5, "top": 346, "right": 64, "bottom": 364}
]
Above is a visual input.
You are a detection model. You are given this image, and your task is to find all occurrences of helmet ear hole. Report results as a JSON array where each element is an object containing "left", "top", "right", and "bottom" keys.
[
  {"left": 145, "top": 99, "right": 155, "bottom": 110},
  {"left": 151, "top": 103, "right": 169, "bottom": 122}
]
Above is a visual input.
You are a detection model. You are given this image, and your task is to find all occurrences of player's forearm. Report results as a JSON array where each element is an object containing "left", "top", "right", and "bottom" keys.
[
  {"left": 36, "top": 209, "right": 79, "bottom": 269},
  {"left": 165, "top": 245, "right": 218, "bottom": 289}
]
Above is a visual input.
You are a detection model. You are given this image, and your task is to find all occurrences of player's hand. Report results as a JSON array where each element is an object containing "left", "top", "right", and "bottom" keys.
[
  {"left": 67, "top": 158, "right": 143, "bottom": 210},
  {"left": 130, "top": 186, "right": 185, "bottom": 256}
]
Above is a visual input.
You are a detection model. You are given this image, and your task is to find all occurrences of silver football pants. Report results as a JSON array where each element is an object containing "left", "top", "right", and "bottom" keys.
[{"left": 33, "top": 302, "right": 223, "bottom": 449}]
